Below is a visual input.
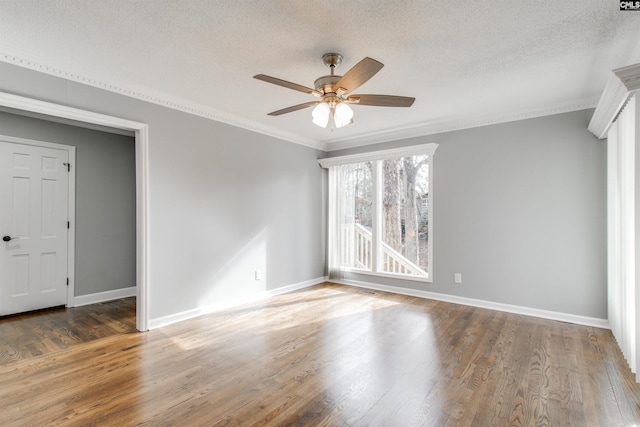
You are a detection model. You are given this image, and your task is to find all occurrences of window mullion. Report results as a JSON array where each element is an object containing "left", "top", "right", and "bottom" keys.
[{"left": 372, "top": 160, "right": 382, "bottom": 273}]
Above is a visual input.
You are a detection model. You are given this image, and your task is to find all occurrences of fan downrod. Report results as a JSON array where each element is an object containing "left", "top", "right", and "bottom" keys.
[{"left": 315, "top": 53, "right": 343, "bottom": 93}]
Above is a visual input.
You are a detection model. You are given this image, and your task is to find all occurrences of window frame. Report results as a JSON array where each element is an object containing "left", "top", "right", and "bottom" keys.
[{"left": 319, "top": 143, "right": 438, "bottom": 282}]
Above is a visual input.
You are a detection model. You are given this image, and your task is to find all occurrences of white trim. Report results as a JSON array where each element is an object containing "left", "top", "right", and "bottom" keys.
[
  {"left": 615, "top": 63, "right": 640, "bottom": 92},
  {"left": 0, "top": 50, "right": 322, "bottom": 151},
  {"left": 135, "top": 126, "right": 149, "bottom": 331},
  {"left": 0, "top": 107, "right": 134, "bottom": 137},
  {"left": 73, "top": 286, "right": 137, "bottom": 307},
  {"left": 148, "top": 276, "right": 327, "bottom": 329},
  {"left": 588, "top": 48, "right": 640, "bottom": 139},
  {"left": 326, "top": 98, "right": 598, "bottom": 152},
  {"left": 0, "top": 50, "right": 601, "bottom": 153},
  {"left": 331, "top": 278, "right": 610, "bottom": 329},
  {"left": 0, "top": 135, "right": 77, "bottom": 309},
  {"left": 588, "top": 68, "right": 638, "bottom": 139},
  {"left": 67, "top": 147, "right": 76, "bottom": 307},
  {"left": 318, "top": 143, "right": 439, "bottom": 168},
  {"left": 372, "top": 161, "right": 381, "bottom": 273},
  {"left": 0, "top": 91, "right": 150, "bottom": 332},
  {"left": 0, "top": 92, "right": 145, "bottom": 131},
  {"left": 427, "top": 150, "right": 434, "bottom": 275},
  {"left": 323, "top": 144, "right": 437, "bottom": 282}
]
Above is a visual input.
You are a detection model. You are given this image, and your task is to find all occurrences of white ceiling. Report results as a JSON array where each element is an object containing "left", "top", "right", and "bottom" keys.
[{"left": 0, "top": 1, "right": 639, "bottom": 150}]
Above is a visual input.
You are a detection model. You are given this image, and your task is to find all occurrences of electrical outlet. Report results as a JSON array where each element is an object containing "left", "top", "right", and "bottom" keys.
[
  {"left": 454, "top": 273, "right": 462, "bottom": 284},
  {"left": 255, "top": 270, "right": 262, "bottom": 281}
]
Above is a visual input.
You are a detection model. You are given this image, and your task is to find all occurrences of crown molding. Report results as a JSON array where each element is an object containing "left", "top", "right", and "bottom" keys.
[
  {"left": 615, "top": 63, "right": 640, "bottom": 91},
  {"left": 325, "top": 98, "right": 598, "bottom": 152},
  {"left": 587, "top": 39, "right": 640, "bottom": 139},
  {"left": 0, "top": 48, "right": 324, "bottom": 151},
  {"left": 588, "top": 63, "right": 640, "bottom": 139},
  {"left": 0, "top": 46, "right": 615, "bottom": 153}
]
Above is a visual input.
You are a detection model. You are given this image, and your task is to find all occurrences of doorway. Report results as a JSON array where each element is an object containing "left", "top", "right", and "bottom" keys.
[{"left": 0, "top": 92, "right": 149, "bottom": 331}]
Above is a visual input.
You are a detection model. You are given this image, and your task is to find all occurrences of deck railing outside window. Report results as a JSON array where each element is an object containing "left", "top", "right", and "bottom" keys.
[{"left": 342, "top": 223, "right": 427, "bottom": 277}]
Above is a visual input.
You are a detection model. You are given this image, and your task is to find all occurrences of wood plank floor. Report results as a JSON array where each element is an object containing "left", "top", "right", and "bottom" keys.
[
  {"left": 1, "top": 283, "right": 640, "bottom": 426},
  {"left": 0, "top": 297, "right": 137, "bottom": 366}
]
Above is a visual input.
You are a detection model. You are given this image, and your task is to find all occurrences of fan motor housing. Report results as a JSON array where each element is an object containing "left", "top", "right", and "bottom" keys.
[{"left": 314, "top": 75, "right": 341, "bottom": 94}]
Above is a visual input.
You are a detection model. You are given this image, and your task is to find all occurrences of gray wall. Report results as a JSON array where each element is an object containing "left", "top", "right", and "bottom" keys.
[
  {"left": 0, "top": 59, "right": 605, "bottom": 322},
  {"left": 0, "top": 62, "right": 326, "bottom": 322},
  {"left": 328, "top": 110, "right": 607, "bottom": 319},
  {"left": 0, "top": 111, "right": 136, "bottom": 296}
]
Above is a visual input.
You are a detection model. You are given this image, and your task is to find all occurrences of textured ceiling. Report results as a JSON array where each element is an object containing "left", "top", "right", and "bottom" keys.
[{"left": 0, "top": 0, "right": 639, "bottom": 150}]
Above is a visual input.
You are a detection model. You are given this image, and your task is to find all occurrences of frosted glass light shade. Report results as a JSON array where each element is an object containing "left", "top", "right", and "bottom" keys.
[
  {"left": 312, "top": 102, "right": 331, "bottom": 127},
  {"left": 334, "top": 102, "right": 354, "bottom": 128}
]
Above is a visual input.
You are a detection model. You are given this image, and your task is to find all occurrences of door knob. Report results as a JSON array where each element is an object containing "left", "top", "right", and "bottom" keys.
[{"left": 2, "top": 236, "right": 16, "bottom": 242}]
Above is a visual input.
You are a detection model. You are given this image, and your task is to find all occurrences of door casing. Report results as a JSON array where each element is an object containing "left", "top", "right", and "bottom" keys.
[{"left": 0, "top": 91, "right": 150, "bottom": 331}]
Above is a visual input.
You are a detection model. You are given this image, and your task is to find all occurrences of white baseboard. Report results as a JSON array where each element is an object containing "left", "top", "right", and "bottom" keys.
[
  {"left": 73, "top": 286, "right": 137, "bottom": 307},
  {"left": 330, "top": 278, "right": 610, "bottom": 329},
  {"left": 148, "top": 276, "right": 328, "bottom": 330}
]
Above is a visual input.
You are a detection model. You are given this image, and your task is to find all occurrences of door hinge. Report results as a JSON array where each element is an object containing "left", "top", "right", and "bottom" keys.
[
  {"left": 66, "top": 278, "right": 69, "bottom": 286},
  {"left": 63, "top": 162, "right": 71, "bottom": 172},
  {"left": 67, "top": 221, "right": 70, "bottom": 229}
]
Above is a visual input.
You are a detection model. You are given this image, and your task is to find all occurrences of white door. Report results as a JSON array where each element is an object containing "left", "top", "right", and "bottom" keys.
[{"left": 0, "top": 140, "right": 69, "bottom": 316}]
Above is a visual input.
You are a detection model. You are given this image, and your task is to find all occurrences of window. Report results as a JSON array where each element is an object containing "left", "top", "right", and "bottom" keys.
[{"left": 319, "top": 143, "right": 438, "bottom": 282}]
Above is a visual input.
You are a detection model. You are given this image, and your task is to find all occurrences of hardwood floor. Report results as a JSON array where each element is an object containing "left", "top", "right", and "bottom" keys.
[
  {"left": 1, "top": 283, "right": 640, "bottom": 426},
  {"left": 0, "top": 297, "right": 137, "bottom": 366}
]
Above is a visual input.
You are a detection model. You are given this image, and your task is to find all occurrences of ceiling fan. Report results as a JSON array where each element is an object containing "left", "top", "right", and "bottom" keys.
[{"left": 254, "top": 53, "right": 415, "bottom": 129}]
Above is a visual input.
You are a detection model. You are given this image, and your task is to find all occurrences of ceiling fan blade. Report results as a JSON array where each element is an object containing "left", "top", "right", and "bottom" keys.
[
  {"left": 346, "top": 94, "right": 415, "bottom": 107},
  {"left": 332, "top": 57, "right": 384, "bottom": 95},
  {"left": 254, "top": 74, "right": 321, "bottom": 97},
  {"left": 267, "top": 101, "right": 320, "bottom": 116}
]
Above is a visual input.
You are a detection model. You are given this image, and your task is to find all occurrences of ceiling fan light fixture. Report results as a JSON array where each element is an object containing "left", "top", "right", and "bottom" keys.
[
  {"left": 312, "top": 102, "right": 331, "bottom": 127},
  {"left": 334, "top": 102, "right": 354, "bottom": 128},
  {"left": 255, "top": 53, "right": 415, "bottom": 130}
]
